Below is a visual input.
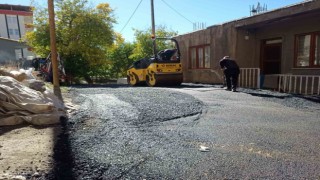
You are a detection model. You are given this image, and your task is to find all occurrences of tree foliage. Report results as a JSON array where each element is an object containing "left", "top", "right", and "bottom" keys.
[
  {"left": 130, "top": 25, "right": 178, "bottom": 61},
  {"left": 25, "top": 1, "right": 178, "bottom": 82},
  {"left": 25, "top": 0, "right": 116, "bottom": 82},
  {"left": 104, "top": 26, "right": 178, "bottom": 78},
  {"left": 105, "top": 33, "right": 135, "bottom": 78},
  {"left": 24, "top": 4, "right": 50, "bottom": 57}
]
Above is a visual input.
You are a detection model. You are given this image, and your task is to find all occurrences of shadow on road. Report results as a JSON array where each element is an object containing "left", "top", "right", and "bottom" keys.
[
  {"left": 243, "top": 90, "right": 320, "bottom": 103},
  {"left": 48, "top": 117, "right": 76, "bottom": 180},
  {"left": 68, "top": 83, "right": 223, "bottom": 89},
  {"left": 245, "top": 92, "right": 288, "bottom": 99}
]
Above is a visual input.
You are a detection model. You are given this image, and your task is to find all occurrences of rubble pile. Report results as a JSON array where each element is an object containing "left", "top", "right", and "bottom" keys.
[{"left": 0, "top": 68, "right": 66, "bottom": 126}]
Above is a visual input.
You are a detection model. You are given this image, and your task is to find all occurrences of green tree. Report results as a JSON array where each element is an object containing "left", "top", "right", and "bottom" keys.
[
  {"left": 25, "top": 5, "right": 50, "bottom": 57},
  {"left": 106, "top": 33, "right": 135, "bottom": 78},
  {"left": 130, "top": 25, "right": 178, "bottom": 60},
  {"left": 25, "top": 0, "right": 116, "bottom": 83},
  {"left": 104, "top": 26, "right": 177, "bottom": 78}
]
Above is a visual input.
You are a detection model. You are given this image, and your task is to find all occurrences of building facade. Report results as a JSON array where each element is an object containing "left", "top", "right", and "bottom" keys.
[
  {"left": 0, "top": 4, "right": 33, "bottom": 61},
  {"left": 0, "top": 37, "right": 27, "bottom": 63},
  {"left": 175, "top": 0, "right": 320, "bottom": 94}
]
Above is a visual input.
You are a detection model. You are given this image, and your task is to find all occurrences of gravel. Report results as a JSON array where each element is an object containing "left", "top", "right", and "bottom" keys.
[
  {"left": 52, "top": 86, "right": 203, "bottom": 179},
  {"left": 49, "top": 84, "right": 320, "bottom": 179}
]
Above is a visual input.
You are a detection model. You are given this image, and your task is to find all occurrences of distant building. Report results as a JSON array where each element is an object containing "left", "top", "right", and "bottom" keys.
[
  {"left": 0, "top": 4, "right": 34, "bottom": 62},
  {"left": 175, "top": 0, "right": 320, "bottom": 95},
  {"left": 0, "top": 37, "right": 28, "bottom": 63}
]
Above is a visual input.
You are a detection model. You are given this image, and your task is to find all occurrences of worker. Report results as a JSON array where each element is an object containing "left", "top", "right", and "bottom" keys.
[{"left": 219, "top": 56, "right": 240, "bottom": 92}]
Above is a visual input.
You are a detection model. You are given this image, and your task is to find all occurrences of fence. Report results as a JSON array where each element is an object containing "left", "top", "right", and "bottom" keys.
[
  {"left": 237, "top": 68, "right": 320, "bottom": 95},
  {"left": 278, "top": 74, "right": 320, "bottom": 95},
  {"left": 239, "top": 68, "right": 261, "bottom": 89}
]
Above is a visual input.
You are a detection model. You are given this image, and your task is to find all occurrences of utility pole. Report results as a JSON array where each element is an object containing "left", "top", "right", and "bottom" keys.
[
  {"left": 48, "top": 0, "right": 62, "bottom": 100},
  {"left": 150, "top": 0, "right": 156, "bottom": 56}
]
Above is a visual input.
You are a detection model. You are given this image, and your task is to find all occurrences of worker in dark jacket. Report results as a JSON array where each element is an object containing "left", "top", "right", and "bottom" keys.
[{"left": 219, "top": 56, "right": 240, "bottom": 92}]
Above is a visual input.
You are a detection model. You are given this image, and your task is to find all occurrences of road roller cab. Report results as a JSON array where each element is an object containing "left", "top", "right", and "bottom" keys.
[{"left": 127, "top": 38, "right": 183, "bottom": 87}]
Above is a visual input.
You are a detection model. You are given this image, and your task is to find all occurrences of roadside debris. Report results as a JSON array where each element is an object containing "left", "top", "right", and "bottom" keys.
[
  {"left": 0, "top": 174, "right": 26, "bottom": 180},
  {"left": 0, "top": 68, "right": 66, "bottom": 126},
  {"left": 199, "top": 145, "right": 210, "bottom": 152}
]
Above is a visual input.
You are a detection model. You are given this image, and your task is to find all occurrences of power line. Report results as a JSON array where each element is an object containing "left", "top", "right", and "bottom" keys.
[
  {"left": 120, "top": 0, "right": 143, "bottom": 33},
  {"left": 160, "top": 0, "right": 194, "bottom": 24}
]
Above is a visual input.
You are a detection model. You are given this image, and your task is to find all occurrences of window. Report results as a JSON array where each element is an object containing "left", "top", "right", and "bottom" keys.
[
  {"left": 295, "top": 32, "right": 320, "bottom": 67},
  {"left": 189, "top": 45, "right": 211, "bottom": 69},
  {"left": 315, "top": 34, "right": 320, "bottom": 66},
  {"left": 198, "top": 47, "right": 203, "bottom": 68},
  {"left": 7, "top": 16, "right": 17, "bottom": 24},
  {"left": 190, "top": 48, "right": 197, "bottom": 68},
  {"left": 15, "top": 29, "right": 19, "bottom": 36},
  {"left": 8, "top": 29, "right": 14, "bottom": 35},
  {"left": 15, "top": 49, "right": 22, "bottom": 60},
  {"left": 204, "top": 46, "right": 210, "bottom": 68}
]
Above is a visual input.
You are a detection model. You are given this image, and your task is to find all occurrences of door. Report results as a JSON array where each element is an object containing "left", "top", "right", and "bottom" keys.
[{"left": 261, "top": 38, "right": 282, "bottom": 74}]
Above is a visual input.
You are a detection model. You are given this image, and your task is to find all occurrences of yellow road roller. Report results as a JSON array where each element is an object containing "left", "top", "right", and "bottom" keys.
[{"left": 127, "top": 38, "right": 183, "bottom": 87}]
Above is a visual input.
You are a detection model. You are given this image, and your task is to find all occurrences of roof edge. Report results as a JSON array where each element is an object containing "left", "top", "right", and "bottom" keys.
[
  {"left": 206, "top": 0, "right": 319, "bottom": 28},
  {"left": 0, "top": 37, "right": 22, "bottom": 43}
]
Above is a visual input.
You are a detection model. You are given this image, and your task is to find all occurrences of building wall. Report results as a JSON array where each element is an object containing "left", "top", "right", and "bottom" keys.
[
  {"left": 0, "top": 39, "right": 26, "bottom": 63},
  {"left": 175, "top": 3, "right": 320, "bottom": 85},
  {"left": 234, "top": 29, "right": 258, "bottom": 68},
  {"left": 0, "top": 14, "right": 8, "bottom": 38},
  {"left": 0, "top": 5, "right": 34, "bottom": 59},
  {"left": 175, "top": 23, "right": 238, "bottom": 84},
  {"left": 253, "top": 15, "right": 320, "bottom": 76}
]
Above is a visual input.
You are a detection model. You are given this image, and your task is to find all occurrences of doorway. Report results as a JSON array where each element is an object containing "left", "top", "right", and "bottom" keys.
[{"left": 261, "top": 38, "right": 282, "bottom": 74}]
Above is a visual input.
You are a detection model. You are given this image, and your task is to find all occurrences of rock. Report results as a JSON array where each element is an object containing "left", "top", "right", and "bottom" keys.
[
  {"left": 22, "top": 79, "right": 46, "bottom": 92},
  {"left": 199, "top": 145, "right": 209, "bottom": 152},
  {"left": 0, "top": 174, "right": 27, "bottom": 180},
  {"left": 32, "top": 172, "right": 40, "bottom": 177},
  {"left": 117, "top": 78, "right": 128, "bottom": 84},
  {"left": 11, "top": 175, "right": 26, "bottom": 180}
]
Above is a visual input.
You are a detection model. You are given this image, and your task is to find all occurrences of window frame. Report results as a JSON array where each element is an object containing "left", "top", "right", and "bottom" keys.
[
  {"left": 294, "top": 31, "right": 320, "bottom": 68},
  {"left": 189, "top": 44, "right": 211, "bottom": 69}
]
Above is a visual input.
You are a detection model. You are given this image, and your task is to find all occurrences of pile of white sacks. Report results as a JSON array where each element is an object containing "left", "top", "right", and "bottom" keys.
[{"left": 0, "top": 68, "right": 66, "bottom": 126}]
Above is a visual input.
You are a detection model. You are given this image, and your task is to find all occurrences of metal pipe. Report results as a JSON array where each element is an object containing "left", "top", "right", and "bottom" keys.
[
  {"left": 311, "top": 76, "right": 314, "bottom": 95},
  {"left": 299, "top": 76, "right": 302, "bottom": 94},
  {"left": 318, "top": 77, "right": 320, "bottom": 95},
  {"left": 257, "top": 68, "right": 260, "bottom": 89},
  {"left": 289, "top": 76, "right": 292, "bottom": 93},
  {"left": 305, "top": 76, "right": 308, "bottom": 95},
  {"left": 293, "top": 76, "right": 298, "bottom": 93},
  {"left": 278, "top": 75, "right": 282, "bottom": 92}
]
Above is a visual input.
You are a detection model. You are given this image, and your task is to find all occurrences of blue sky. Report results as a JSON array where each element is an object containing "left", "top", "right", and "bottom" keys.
[{"left": 2, "top": 0, "right": 304, "bottom": 42}]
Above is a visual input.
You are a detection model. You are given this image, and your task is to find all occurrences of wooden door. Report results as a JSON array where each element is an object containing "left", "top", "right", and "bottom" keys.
[{"left": 261, "top": 38, "right": 282, "bottom": 74}]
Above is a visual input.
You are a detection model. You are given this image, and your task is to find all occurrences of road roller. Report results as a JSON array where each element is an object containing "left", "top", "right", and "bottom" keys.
[{"left": 127, "top": 38, "right": 183, "bottom": 87}]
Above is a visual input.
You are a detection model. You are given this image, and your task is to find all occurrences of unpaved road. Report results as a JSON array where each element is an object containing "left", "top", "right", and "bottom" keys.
[{"left": 54, "top": 84, "right": 320, "bottom": 179}]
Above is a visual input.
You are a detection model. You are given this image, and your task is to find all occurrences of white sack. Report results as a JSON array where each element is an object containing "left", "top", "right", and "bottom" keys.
[
  {"left": 0, "top": 68, "right": 27, "bottom": 82},
  {"left": 0, "top": 76, "right": 66, "bottom": 126}
]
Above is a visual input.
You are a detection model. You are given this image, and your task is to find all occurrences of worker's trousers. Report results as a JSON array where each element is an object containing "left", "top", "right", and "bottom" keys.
[{"left": 224, "top": 69, "right": 240, "bottom": 90}]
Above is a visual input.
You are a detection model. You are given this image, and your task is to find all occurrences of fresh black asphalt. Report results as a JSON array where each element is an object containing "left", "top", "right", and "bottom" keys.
[{"left": 51, "top": 84, "right": 320, "bottom": 179}]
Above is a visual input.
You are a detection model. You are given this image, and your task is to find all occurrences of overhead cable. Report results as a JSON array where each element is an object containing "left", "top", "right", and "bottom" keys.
[
  {"left": 120, "top": 0, "right": 143, "bottom": 33},
  {"left": 160, "top": 0, "right": 194, "bottom": 24}
]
